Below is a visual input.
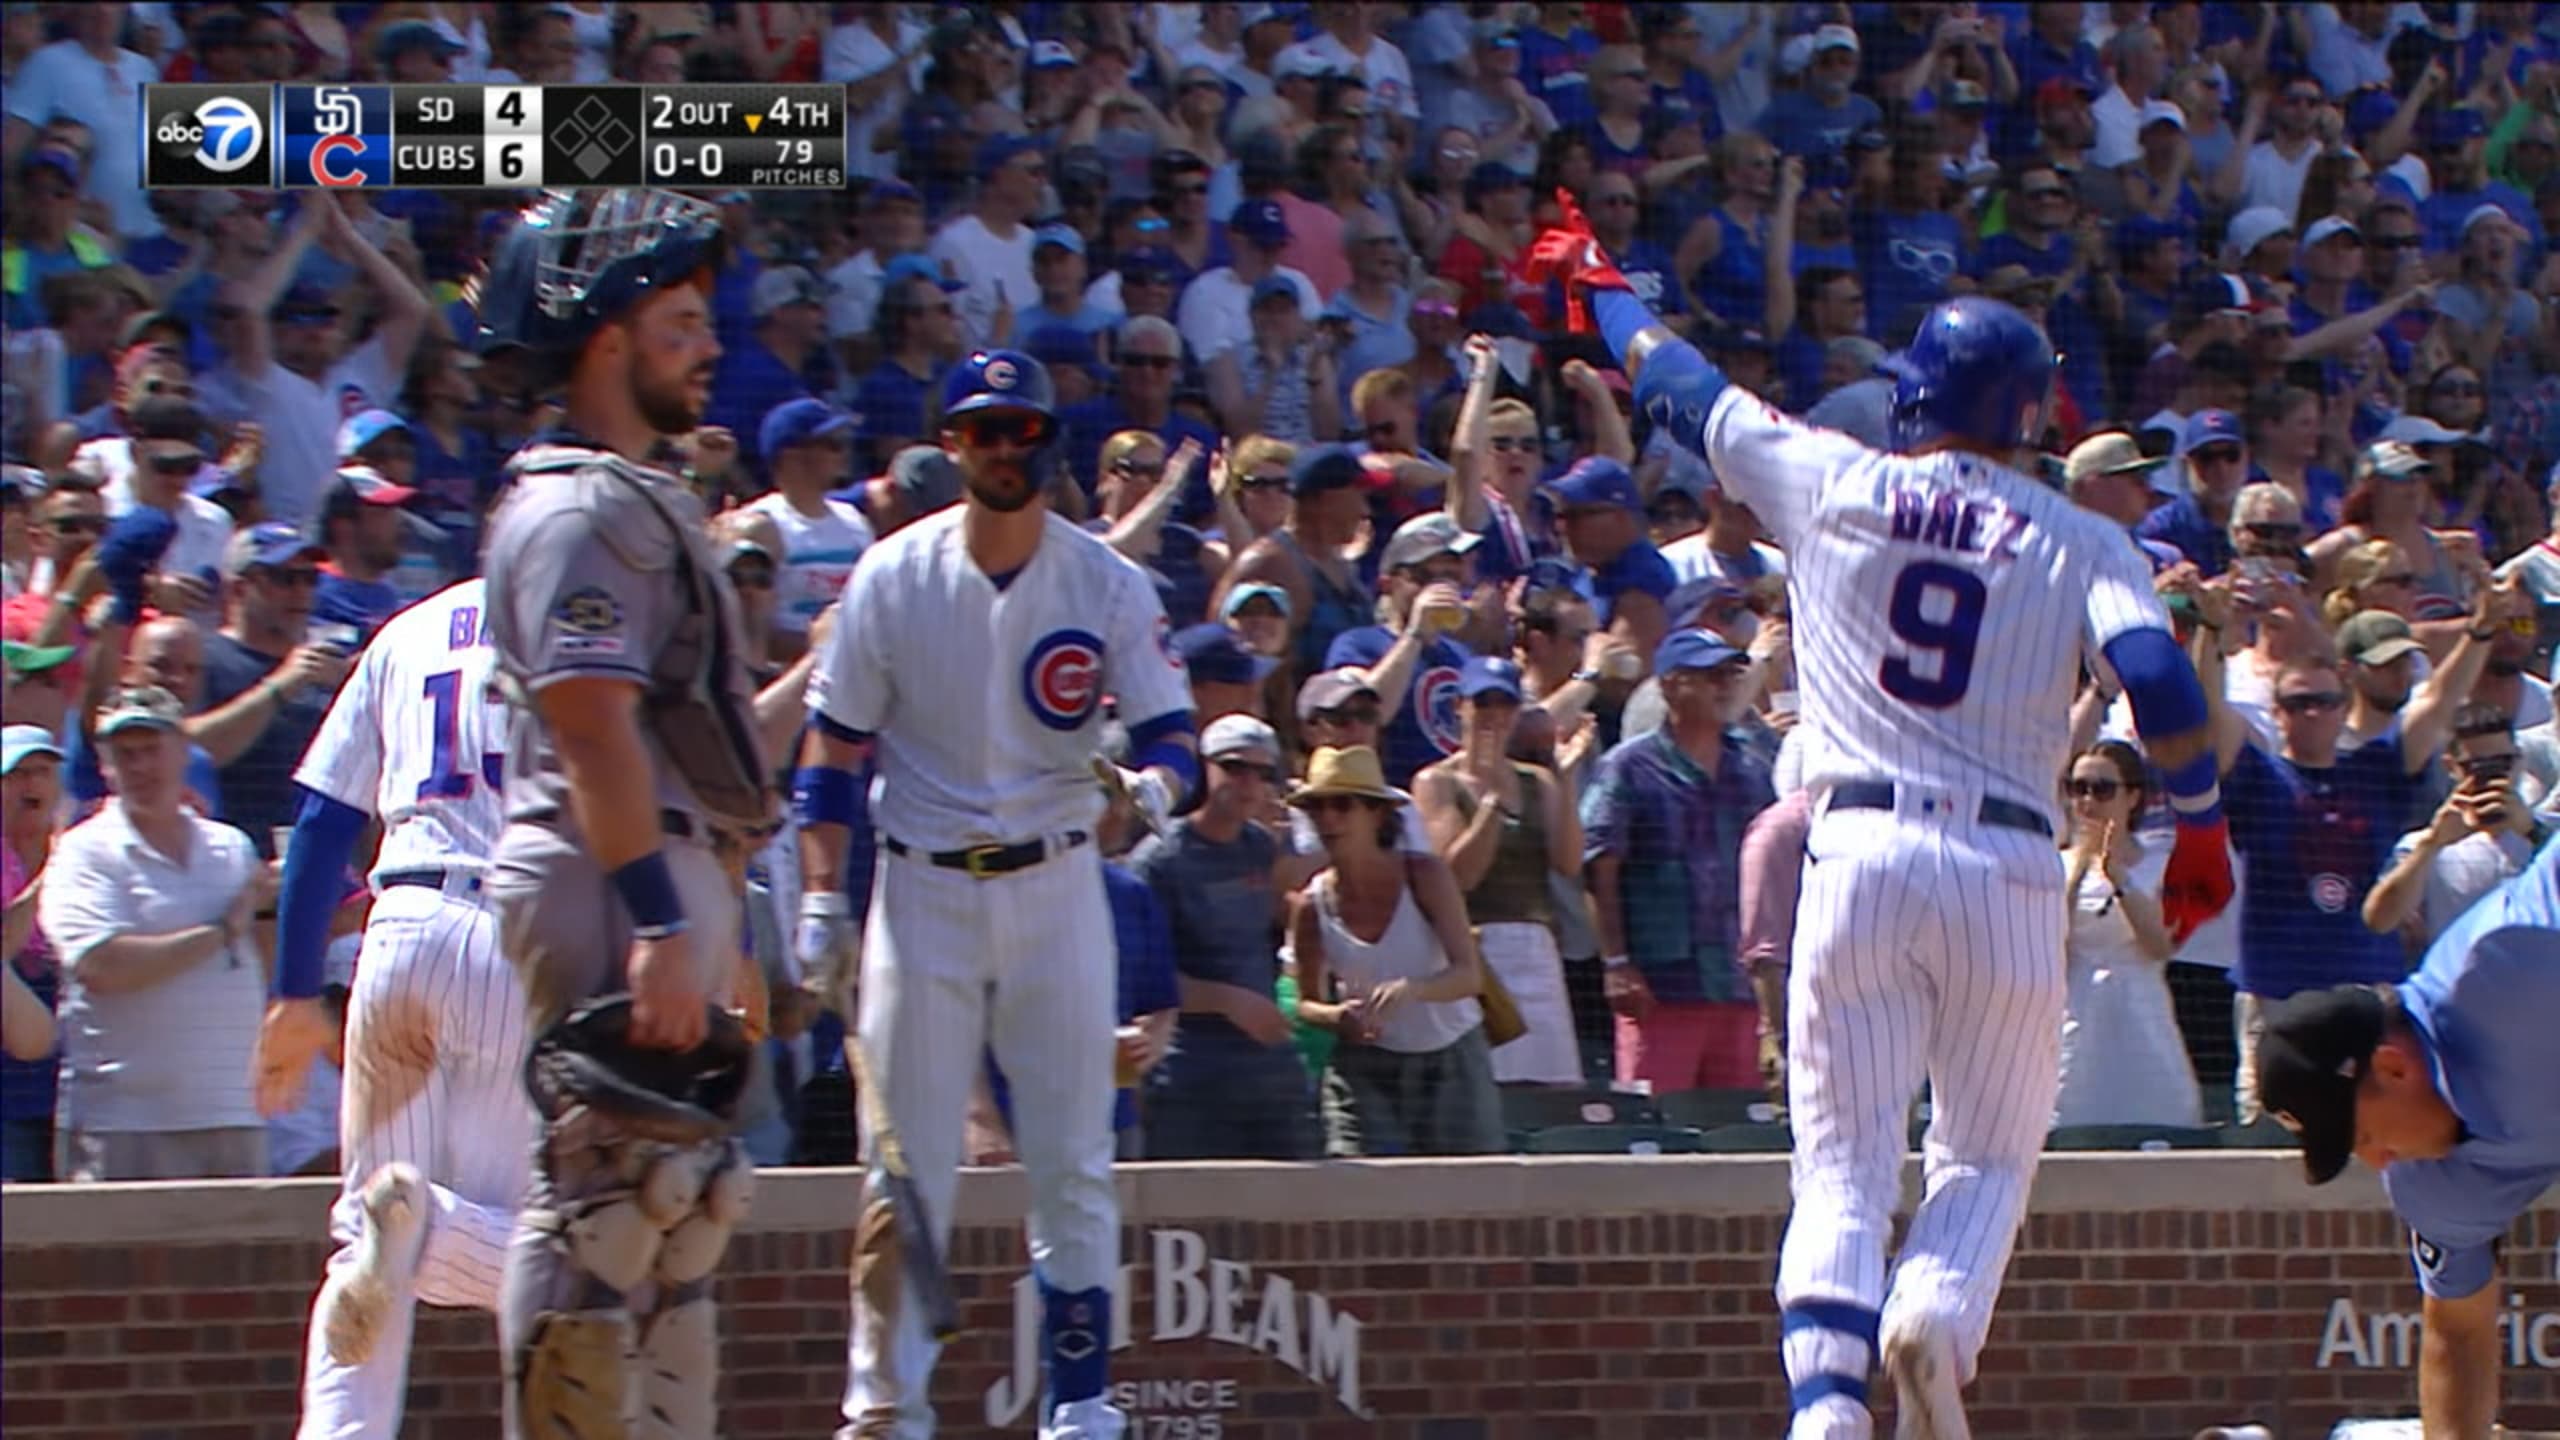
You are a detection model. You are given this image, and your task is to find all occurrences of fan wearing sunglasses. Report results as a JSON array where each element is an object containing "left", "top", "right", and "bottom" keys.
[
  {"left": 117, "top": 394, "right": 235, "bottom": 618},
  {"left": 2055, "top": 740, "right": 2199, "bottom": 1127},
  {"left": 2362, "top": 703, "right": 2553, "bottom": 946},
  {"left": 2185, "top": 570, "right": 2523, "bottom": 1125}
]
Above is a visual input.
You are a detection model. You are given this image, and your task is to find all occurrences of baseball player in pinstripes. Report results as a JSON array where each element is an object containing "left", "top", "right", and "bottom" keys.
[
  {"left": 794, "top": 348, "right": 1198, "bottom": 1440},
  {"left": 252, "top": 576, "right": 534, "bottom": 1440},
  {"left": 1530, "top": 199, "right": 2235, "bottom": 1439}
]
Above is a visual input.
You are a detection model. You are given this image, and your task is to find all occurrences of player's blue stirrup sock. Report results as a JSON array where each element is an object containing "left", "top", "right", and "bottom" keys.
[
  {"left": 1039, "top": 1276, "right": 1111, "bottom": 1405},
  {"left": 1781, "top": 1299, "right": 1879, "bottom": 1418}
]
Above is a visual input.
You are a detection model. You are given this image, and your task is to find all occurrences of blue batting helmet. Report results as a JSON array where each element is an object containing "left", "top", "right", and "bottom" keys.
[
  {"left": 1876, "top": 297, "right": 2055, "bottom": 453},
  {"left": 939, "top": 349, "right": 1057, "bottom": 442},
  {"left": 474, "top": 190, "right": 724, "bottom": 385}
]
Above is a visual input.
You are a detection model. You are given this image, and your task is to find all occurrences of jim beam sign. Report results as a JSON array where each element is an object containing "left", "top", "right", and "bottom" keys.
[{"left": 983, "top": 1228, "right": 1369, "bottom": 1428}]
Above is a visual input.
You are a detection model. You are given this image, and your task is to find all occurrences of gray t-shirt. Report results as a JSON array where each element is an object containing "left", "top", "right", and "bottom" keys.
[
  {"left": 482, "top": 443, "right": 763, "bottom": 843},
  {"left": 1131, "top": 818, "right": 1282, "bottom": 1058}
]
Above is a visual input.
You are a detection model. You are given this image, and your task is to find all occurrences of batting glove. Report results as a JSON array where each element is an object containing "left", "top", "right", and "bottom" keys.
[
  {"left": 1114, "top": 765, "right": 1174, "bottom": 836},
  {"left": 795, "top": 891, "right": 861, "bottom": 1005},
  {"left": 2160, "top": 815, "right": 2235, "bottom": 946}
]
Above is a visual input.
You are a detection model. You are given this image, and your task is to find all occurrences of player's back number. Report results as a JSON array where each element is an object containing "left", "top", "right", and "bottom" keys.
[{"left": 1880, "top": 560, "right": 1987, "bottom": 709}]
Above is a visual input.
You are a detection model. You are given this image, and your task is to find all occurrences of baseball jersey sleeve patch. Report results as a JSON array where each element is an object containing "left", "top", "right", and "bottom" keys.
[
  {"left": 551, "top": 585, "right": 627, "bottom": 656},
  {"left": 1023, "top": 628, "right": 1105, "bottom": 731}
]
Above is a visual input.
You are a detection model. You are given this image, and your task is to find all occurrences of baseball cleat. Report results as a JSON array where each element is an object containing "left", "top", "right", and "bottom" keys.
[
  {"left": 1884, "top": 1324, "right": 1971, "bottom": 1440},
  {"left": 318, "top": 1162, "right": 428, "bottom": 1366}
]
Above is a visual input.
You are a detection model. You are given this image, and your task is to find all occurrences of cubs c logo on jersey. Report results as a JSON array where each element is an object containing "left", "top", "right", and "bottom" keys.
[
  {"left": 1416, "top": 663, "right": 1463, "bottom": 754},
  {"left": 1023, "top": 628, "right": 1105, "bottom": 732}
]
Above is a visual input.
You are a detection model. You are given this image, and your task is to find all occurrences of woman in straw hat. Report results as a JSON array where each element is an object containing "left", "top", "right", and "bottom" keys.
[{"left": 1286, "top": 745, "right": 1506, "bottom": 1156}]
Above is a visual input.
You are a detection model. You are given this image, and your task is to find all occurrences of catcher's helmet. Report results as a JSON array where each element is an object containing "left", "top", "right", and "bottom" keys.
[
  {"left": 938, "top": 349, "right": 1057, "bottom": 444},
  {"left": 473, "top": 190, "right": 724, "bottom": 385},
  {"left": 1876, "top": 297, "right": 2055, "bottom": 454}
]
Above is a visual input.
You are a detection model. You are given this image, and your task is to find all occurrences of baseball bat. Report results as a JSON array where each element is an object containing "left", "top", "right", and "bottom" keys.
[{"left": 846, "top": 1033, "right": 962, "bottom": 1342}]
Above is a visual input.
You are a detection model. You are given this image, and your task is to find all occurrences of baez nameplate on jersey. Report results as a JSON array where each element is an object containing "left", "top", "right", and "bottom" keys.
[{"left": 143, "top": 84, "right": 848, "bottom": 190}]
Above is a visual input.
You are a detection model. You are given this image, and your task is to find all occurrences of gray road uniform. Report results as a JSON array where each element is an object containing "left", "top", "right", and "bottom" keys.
[{"left": 480, "top": 437, "right": 778, "bottom": 1440}]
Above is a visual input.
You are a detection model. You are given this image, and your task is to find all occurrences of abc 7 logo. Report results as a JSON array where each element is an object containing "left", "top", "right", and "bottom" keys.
[{"left": 155, "top": 96, "right": 264, "bottom": 173}]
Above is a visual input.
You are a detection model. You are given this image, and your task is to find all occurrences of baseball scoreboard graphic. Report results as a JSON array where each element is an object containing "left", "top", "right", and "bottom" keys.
[{"left": 144, "top": 83, "right": 848, "bottom": 190}]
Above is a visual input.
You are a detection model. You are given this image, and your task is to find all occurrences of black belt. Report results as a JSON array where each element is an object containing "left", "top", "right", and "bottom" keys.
[
  {"left": 518, "top": 808, "right": 705, "bottom": 840},
  {"left": 378, "top": 867, "right": 484, "bottom": 896},
  {"left": 1830, "top": 781, "right": 2053, "bottom": 838},
  {"left": 884, "top": 830, "right": 1090, "bottom": 879}
]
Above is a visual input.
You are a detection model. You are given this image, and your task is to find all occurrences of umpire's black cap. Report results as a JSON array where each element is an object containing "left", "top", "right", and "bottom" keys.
[{"left": 2254, "top": 985, "right": 2390, "bottom": 1185}]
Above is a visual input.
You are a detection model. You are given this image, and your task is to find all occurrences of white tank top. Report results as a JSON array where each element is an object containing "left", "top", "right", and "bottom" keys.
[{"left": 1312, "top": 868, "right": 1481, "bottom": 1055}]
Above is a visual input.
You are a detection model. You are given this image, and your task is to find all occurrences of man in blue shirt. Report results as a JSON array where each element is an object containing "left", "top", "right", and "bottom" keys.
[
  {"left": 2139, "top": 409, "right": 2249, "bottom": 576},
  {"left": 2417, "top": 108, "right": 2544, "bottom": 259},
  {"left": 2196, "top": 578, "right": 2506, "bottom": 1122},
  {"left": 2255, "top": 838, "right": 2557, "bottom": 1440},
  {"left": 1760, "top": 26, "right": 1882, "bottom": 159},
  {"left": 1324, "top": 513, "right": 1479, "bottom": 786},
  {"left": 1542, "top": 456, "right": 1674, "bottom": 681},
  {"left": 705, "top": 264, "right": 832, "bottom": 480}
]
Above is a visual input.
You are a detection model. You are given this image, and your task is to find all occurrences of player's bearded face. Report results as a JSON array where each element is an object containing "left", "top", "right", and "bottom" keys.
[
  {"left": 624, "top": 284, "right": 722, "bottom": 435},
  {"left": 950, "top": 411, "right": 1051, "bottom": 512}
]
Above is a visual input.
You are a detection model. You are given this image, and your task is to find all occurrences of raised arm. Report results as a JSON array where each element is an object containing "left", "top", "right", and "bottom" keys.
[
  {"left": 2397, "top": 578, "right": 2514, "bottom": 772},
  {"left": 1445, "top": 334, "right": 1503, "bottom": 530}
]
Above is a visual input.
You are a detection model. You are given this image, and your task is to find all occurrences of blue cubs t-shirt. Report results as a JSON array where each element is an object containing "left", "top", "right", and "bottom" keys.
[
  {"left": 2225, "top": 733, "right": 2427, "bottom": 999},
  {"left": 1326, "top": 625, "right": 1471, "bottom": 787}
]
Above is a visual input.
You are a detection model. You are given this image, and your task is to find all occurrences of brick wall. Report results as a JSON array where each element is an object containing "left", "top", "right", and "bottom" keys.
[{"left": 3, "top": 1155, "right": 2554, "bottom": 1439}]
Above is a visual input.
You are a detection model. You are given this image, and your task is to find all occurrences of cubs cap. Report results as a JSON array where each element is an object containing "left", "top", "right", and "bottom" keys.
[
  {"left": 759, "top": 396, "right": 854, "bottom": 460},
  {"left": 1172, "top": 623, "right": 1280, "bottom": 686},
  {"left": 0, "top": 723, "right": 64, "bottom": 775},
  {"left": 1458, "top": 655, "right": 1525, "bottom": 702},
  {"left": 1033, "top": 223, "right": 1086, "bottom": 256},
  {"left": 2252, "top": 984, "right": 2388, "bottom": 1184},
  {"left": 2179, "top": 409, "right": 2245, "bottom": 455},
  {"left": 1201, "top": 712, "right": 1280, "bottom": 761},
  {"left": 1297, "top": 667, "right": 1381, "bottom": 720},
  {"left": 1811, "top": 23, "right": 1859, "bottom": 54},
  {"left": 1655, "top": 628, "right": 1746, "bottom": 674},
  {"left": 224, "top": 521, "right": 326, "bottom": 577},
  {"left": 376, "top": 18, "right": 464, "bottom": 62},
  {"left": 1542, "top": 456, "right": 1642, "bottom": 513},
  {"left": 1029, "top": 39, "right": 1079, "bottom": 70},
  {"left": 888, "top": 444, "right": 963, "bottom": 513},
  {"left": 2063, "top": 431, "right": 2172, "bottom": 491},
  {"left": 1250, "top": 274, "right": 1300, "bottom": 308},
  {"left": 1379, "top": 512, "right": 1481, "bottom": 572},
  {"left": 2337, "top": 610, "right": 2423, "bottom": 667},
  {"left": 1229, "top": 198, "right": 1290, "bottom": 246},
  {"left": 1666, "top": 576, "right": 1749, "bottom": 628}
]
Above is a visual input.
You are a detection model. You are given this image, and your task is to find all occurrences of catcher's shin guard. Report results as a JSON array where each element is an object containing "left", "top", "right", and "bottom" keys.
[{"left": 505, "top": 1000, "right": 754, "bottom": 1440}]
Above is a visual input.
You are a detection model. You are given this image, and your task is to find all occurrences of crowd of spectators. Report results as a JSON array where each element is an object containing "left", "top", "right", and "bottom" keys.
[{"left": 3, "top": 0, "right": 2558, "bottom": 1180}]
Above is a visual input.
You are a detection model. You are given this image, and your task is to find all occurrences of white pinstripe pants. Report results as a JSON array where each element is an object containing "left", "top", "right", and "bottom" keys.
[
  {"left": 297, "top": 885, "right": 538, "bottom": 1440},
  {"left": 1777, "top": 804, "right": 2065, "bottom": 1436}
]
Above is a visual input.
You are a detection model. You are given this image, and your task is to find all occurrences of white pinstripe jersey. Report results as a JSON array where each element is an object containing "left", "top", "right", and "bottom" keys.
[
  {"left": 809, "top": 507, "right": 1193, "bottom": 851},
  {"left": 294, "top": 578, "right": 507, "bottom": 878},
  {"left": 1700, "top": 387, "right": 2168, "bottom": 829}
]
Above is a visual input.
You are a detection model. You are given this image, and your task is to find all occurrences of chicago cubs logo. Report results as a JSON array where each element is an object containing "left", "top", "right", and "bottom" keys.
[
  {"left": 985, "top": 356, "right": 1020, "bottom": 391},
  {"left": 1022, "top": 628, "right": 1105, "bottom": 732},
  {"left": 2310, "top": 872, "right": 2351, "bottom": 914},
  {"left": 1416, "top": 664, "right": 1463, "bottom": 754},
  {"left": 338, "top": 383, "right": 373, "bottom": 420}
]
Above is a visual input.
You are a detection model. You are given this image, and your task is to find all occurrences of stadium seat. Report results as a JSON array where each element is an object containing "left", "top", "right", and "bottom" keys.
[
  {"left": 1518, "top": 1124, "right": 1709, "bottom": 1155},
  {"left": 1657, "top": 1087, "right": 1781, "bottom": 1129},
  {"left": 1695, "top": 1123, "right": 1794, "bottom": 1152},
  {"left": 1500, "top": 1085, "right": 1660, "bottom": 1132},
  {"left": 2045, "top": 1124, "right": 2224, "bottom": 1151}
]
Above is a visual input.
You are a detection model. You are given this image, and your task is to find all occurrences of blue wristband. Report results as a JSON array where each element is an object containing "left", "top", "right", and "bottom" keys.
[{"left": 610, "top": 852, "right": 688, "bottom": 939}]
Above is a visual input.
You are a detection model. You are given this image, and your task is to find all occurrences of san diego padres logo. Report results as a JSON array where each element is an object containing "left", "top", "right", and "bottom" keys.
[
  {"left": 1022, "top": 628, "right": 1105, "bottom": 732},
  {"left": 1416, "top": 664, "right": 1463, "bottom": 755}
]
